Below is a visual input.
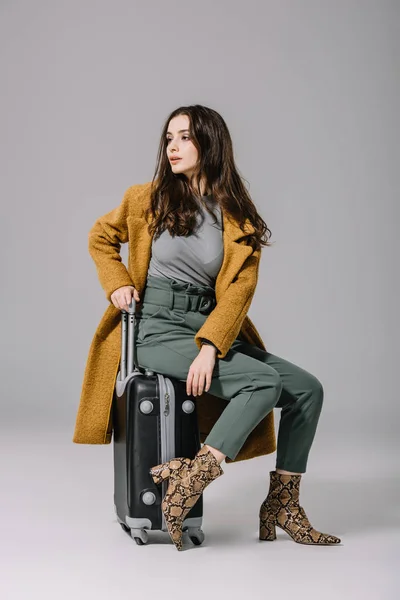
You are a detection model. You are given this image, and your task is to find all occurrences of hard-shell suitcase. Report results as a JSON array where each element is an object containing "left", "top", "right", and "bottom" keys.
[{"left": 112, "top": 297, "right": 205, "bottom": 547}]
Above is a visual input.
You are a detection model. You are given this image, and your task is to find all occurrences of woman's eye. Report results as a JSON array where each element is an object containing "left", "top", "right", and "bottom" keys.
[{"left": 166, "top": 136, "right": 190, "bottom": 143}]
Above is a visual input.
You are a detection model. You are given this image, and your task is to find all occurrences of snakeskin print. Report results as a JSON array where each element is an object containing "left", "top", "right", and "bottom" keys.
[
  {"left": 149, "top": 446, "right": 224, "bottom": 551},
  {"left": 259, "top": 470, "right": 341, "bottom": 545}
]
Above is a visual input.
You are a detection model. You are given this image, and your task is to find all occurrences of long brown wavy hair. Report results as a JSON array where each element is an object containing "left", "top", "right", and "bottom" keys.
[{"left": 143, "top": 104, "right": 273, "bottom": 252}]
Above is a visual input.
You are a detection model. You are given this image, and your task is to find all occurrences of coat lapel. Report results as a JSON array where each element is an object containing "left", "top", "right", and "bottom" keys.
[{"left": 214, "top": 211, "right": 255, "bottom": 302}]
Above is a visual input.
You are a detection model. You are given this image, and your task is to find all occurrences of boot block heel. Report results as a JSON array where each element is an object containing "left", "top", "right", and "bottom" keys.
[{"left": 259, "top": 509, "right": 277, "bottom": 541}]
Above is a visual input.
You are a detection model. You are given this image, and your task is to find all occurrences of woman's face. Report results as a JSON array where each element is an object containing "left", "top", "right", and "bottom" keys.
[{"left": 166, "top": 114, "right": 198, "bottom": 178}]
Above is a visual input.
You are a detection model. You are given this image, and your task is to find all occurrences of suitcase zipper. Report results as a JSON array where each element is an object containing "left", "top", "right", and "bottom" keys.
[
  {"left": 164, "top": 389, "right": 170, "bottom": 416},
  {"left": 157, "top": 375, "right": 175, "bottom": 532}
]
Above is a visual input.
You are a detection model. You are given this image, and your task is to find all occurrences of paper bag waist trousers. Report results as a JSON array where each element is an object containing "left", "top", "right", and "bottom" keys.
[{"left": 133, "top": 275, "right": 324, "bottom": 473}]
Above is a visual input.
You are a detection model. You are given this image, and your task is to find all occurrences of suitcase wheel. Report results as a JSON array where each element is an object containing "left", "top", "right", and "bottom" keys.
[
  {"left": 130, "top": 528, "right": 148, "bottom": 545},
  {"left": 119, "top": 522, "right": 149, "bottom": 545},
  {"left": 185, "top": 526, "right": 205, "bottom": 546},
  {"left": 190, "top": 536, "right": 203, "bottom": 546},
  {"left": 133, "top": 537, "right": 145, "bottom": 546}
]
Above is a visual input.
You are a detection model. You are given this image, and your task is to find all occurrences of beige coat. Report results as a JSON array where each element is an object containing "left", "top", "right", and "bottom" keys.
[{"left": 73, "top": 182, "right": 276, "bottom": 463}]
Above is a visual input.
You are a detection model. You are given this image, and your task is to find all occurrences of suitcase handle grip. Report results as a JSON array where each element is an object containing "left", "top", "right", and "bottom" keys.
[{"left": 120, "top": 297, "right": 139, "bottom": 380}]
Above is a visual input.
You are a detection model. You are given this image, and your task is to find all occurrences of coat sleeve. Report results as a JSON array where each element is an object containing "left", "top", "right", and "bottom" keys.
[
  {"left": 194, "top": 245, "right": 261, "bottom": 359},
  {"left": 199, "top": 338, "right": 220, "bottom": 352},
  {"left": 88, "top": 185, "right": 135, "bottom": 302}
]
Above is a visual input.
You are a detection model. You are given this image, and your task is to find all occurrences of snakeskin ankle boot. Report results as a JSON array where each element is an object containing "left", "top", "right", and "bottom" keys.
[
  {"left": 149, "top": 445, "right": 224, "bottom": 551},
  {"left": 259, "top": 470, "right": 341, "bottom": 545}
]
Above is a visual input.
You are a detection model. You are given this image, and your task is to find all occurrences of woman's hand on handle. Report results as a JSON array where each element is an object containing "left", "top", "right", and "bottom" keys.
[{"left": 110, "top": 285, "right": 140, "bottom": 311}]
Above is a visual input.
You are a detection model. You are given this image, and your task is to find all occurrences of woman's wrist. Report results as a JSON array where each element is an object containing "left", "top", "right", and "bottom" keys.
[{"left": 200, "top": 340, "right": 218, "bottom": 354}]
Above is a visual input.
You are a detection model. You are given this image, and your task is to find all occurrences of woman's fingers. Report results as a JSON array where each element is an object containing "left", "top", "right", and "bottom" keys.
[
  {"left": 110, "top": 286, "right": 140, "bottom": 310},
  {"left": 187, "top": 348, "right": 216, "bottom": 396},
  {"left": 197, "top": 372, "right": 207, "bottom": 396},
  {"left": 192, "top": 371, "right": 201, "bottom": 396},
  {"left": 187, "top": 368, "right": 211, "bottom": 396},
  {"left": 186, "top": 369, "right": 193, "bottom": 396},
  {"left": 187, "top": 369, "right": 199, "bottom": 396},
  {"left": 125, "top": 291, "right": 133, "bottom": 309}
]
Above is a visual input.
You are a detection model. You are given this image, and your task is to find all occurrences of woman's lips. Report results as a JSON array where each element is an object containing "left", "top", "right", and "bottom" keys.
[{"left": 170, "top": 158, "right": 181, "bottom": 163}]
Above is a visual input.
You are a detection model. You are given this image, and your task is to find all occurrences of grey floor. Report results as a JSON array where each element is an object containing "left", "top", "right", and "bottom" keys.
[{"left": 2, "top": 425, "right": 398, "bottom": 600}]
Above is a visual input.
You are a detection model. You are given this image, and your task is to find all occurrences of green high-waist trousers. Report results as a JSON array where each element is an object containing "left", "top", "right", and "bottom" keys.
[{"left": 134, "top": 275, "right": 324, "bottom": 473}]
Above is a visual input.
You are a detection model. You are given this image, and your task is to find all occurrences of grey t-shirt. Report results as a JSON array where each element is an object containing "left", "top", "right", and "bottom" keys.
[{"left": 147, "top": 193, "right": 224, "bottom": 289}]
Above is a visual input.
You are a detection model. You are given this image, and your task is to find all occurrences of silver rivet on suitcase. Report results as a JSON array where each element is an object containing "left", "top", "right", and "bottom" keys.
[
  {"left": 141, "top": 492, "right": 156, "bottom": 506},
  {"left": 182, "top": 400, "right": 195, "bottom": 414},
  {"left": 139, "top": 400, "right": 154, "bottom": 414}
]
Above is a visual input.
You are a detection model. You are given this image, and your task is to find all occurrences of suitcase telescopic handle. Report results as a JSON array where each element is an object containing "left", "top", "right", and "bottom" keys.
[{"left": 120, "top": 297, "right": 139, "bottom": 380}]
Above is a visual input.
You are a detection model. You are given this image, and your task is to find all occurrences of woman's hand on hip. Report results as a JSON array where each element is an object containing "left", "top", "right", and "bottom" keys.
[
  {"left": 186, "top": 346, "right": 217, "bottom": 397},
  {"left": 111, "top": 285, "right": 140, "bottom": 311}
]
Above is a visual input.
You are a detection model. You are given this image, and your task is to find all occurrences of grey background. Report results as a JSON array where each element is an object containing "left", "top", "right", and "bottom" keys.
[{"left": 1, "top": 1, "right": 398, "bottom": 598}]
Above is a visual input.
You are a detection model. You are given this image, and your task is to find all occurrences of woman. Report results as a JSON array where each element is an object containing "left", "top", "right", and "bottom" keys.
[{"left": 84, "top": 104, "right": 341, "bottom": 551}]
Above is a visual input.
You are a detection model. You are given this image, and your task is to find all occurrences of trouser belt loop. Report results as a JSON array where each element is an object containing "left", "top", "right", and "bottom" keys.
[
  {"left": 184, "top": 294, "right": 191, "bottom": 312},
  {"left": 168, "top": 289, "right": 174, "bottom": 310},
  {"left": 193, "top": 295, "right": 202, "bottom": 311}
]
